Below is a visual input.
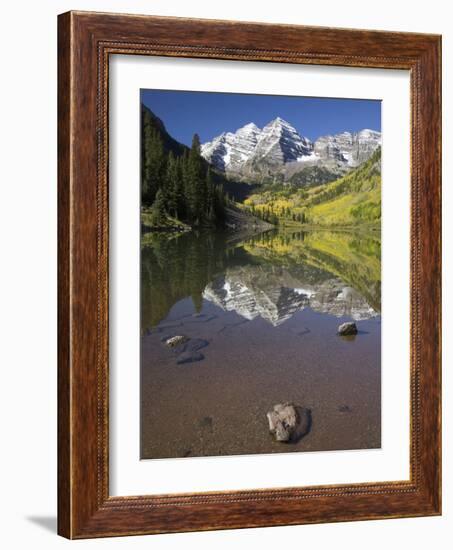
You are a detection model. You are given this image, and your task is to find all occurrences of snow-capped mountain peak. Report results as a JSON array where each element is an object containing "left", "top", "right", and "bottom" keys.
[
  {"left": 200, "top": 122, "right": 262, "bottom": 172},
  {"left": 201, "top": 118, "right": 381, "bottom": 176},
  {"left": 253, "top": 118, "right": 313, "bottom": 165},
  {"left": 239, "top": 122, "right": 261, "bottom": 132},
  {"left": 201, "top": 117, "right": 314, "bottom": 172},
  {"left": 267, "top": 116, "right": 291, "bottom": 128}
]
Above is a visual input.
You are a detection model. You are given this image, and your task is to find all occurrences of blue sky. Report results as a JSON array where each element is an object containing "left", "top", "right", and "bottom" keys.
[{"left": 141, "top": 89, "right": 381, "bottom": 147}]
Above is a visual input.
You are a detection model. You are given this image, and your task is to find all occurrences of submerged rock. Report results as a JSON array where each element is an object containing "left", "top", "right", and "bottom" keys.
[
  {"left": 164, "top": 335, "right": 189, "bottom": 348},
  {"left": 267, "top": 403, "right": 311, "bottom": 443},
  {"left": 184, "top": 338, "right": 209, "bottom": 352},
  {"left": 199, "top": 416, "right": 213, "bottom": 430},
  {"left": 267, "top": 403, "right": 298, "bottom": 442},
  {"left": 176, "top": 351, "right": 204, "bottom": 364},
  {"left": 337, "top": 322, "right": 358, "bottom": 336},
  {"left": 163, "top": 336, "right": 209, "bottom": 358}
]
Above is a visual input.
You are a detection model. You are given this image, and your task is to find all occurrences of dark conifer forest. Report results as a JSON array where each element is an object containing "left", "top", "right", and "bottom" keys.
[{"left": 141, "top": 104, "right": 228, "bottom": 228}]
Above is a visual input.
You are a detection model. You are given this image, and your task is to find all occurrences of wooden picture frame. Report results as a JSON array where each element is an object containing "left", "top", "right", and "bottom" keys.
[{"left": 58, "top": 10, "right": 441, "bottom": 539}]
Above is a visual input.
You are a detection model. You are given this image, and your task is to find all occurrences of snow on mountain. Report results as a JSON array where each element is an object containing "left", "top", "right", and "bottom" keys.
[
  {"left": 200, "top": 122, "right": 261, "bottom": 172},
  {"left": 201, "top": 117, "right": 313, "bottom": 173},
  {"left": 201, "top": 118, "right": 381, "bottom": 176},
  {"left": 313, "top": 129, "right": 381, "bottom": 167},
  {"left": 250, "top": 117, "right": 313, "bottom": 165}
]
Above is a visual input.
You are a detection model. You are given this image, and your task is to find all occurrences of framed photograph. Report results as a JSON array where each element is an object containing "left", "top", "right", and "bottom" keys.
[{"left": 58, "top": 11, "right": 441, "bottom": 538}]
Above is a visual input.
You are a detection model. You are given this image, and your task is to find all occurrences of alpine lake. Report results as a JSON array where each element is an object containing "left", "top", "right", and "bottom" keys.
[{"left": 140, "top": 227, "right": 381, "bottom": 459}]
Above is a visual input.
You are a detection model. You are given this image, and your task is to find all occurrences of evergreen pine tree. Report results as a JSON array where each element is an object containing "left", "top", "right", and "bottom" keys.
[
  {"left": 142, "top": 128, "right": 165, "bottom": 206},
  {"left": 179, "top": 151, "right": 190, "bottom": 221},
  {"left": 213, "top": 184, "right": 226, "bottom": 224},
  {"left": 165, "top": 152, "right": 179, "bottom": 218},
  {"left": 186, "top": 134, "right": 205, "bottom": 224},
  {"left": 205, "top": 167, "right": 215, "bottom": 222},
  {"left": 150, "top": 189, "right": 167, "bottom": 225}
]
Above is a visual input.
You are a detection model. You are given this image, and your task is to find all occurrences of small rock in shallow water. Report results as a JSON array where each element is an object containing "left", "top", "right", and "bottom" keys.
[
  {"left": 164, "top": 335, "right": 189, "bottom": 347},
  {"left": 337, "top": 322, "right": 358, "bottom": 336},
  {"left": 176, "top": 351, "right": 204, "bottom": 364}
]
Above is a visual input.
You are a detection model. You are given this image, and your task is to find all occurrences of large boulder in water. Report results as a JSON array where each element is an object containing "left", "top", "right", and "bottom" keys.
[
  {"left": 267, "top": 403, "right": 311, "bottom": 443},
  {"left": 337, "top": 322, "right": 358, "bottom": 336}
]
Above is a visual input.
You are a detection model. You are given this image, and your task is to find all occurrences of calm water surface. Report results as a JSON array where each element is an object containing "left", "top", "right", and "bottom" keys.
[{"left": 140, "top": 229, "right": 381, "bottom": 459}]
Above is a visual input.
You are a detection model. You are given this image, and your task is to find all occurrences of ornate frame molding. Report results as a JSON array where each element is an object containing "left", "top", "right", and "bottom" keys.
[{"left": 58, "top": 11, "right": 441, "bottom": 538}]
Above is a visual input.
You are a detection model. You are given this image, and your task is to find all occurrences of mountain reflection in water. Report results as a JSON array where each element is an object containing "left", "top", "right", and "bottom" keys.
[{"left": 141, "top": 229, "right": 381, "bottom": 330}]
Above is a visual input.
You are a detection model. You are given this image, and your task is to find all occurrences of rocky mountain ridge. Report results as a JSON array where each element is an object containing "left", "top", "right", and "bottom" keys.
[{"left": 201, "top": 117, "right": 381, "bottom": 183}]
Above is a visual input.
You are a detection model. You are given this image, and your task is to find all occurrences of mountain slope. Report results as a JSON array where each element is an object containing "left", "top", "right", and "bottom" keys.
[
  {"left": 304, "top": 147, "right": 381, "bottom": 226},
  {"left": 246, "top": 117, "right": 313, "bottom": 165},
  {"left": 201, "top": 117, "right": 313, "bottom": 178},
  {"left": 201, "top": 117, "right": 381, "bottom": 184},
  {"left": 141, "top": 104, "right": 188, "bottom": 158},
  {"left": 243, "top": 147, "right": 381, "bottom": 228},
  {"left": 313, "top": 129, "right": 381, "bottom": 167},
  {"left": 200, "top": 122, "right": 262, "bottom": 172}
]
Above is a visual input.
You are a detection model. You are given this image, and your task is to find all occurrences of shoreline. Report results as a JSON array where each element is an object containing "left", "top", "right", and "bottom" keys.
[{"left": 141, "top": 223, "right": 381, "bottom": 235}]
